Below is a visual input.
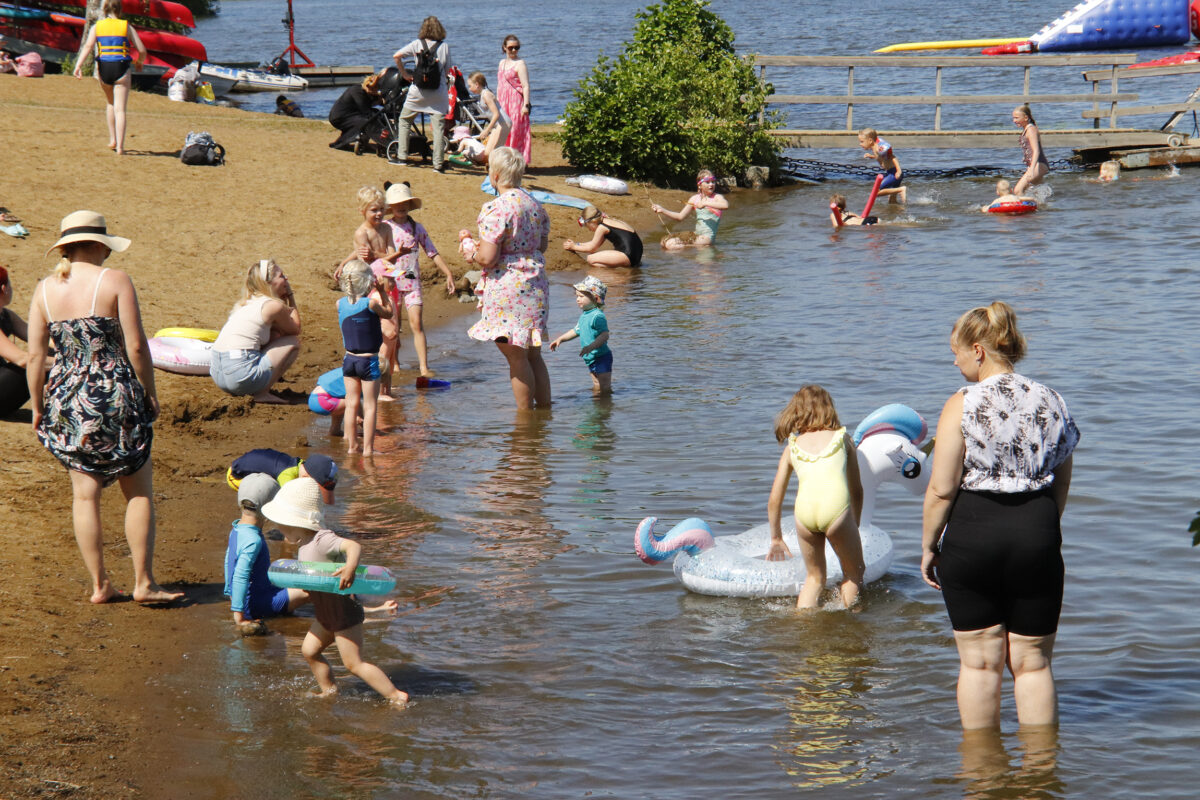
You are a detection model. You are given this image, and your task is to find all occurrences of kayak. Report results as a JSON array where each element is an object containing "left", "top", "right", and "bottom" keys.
[{"left": 18, "top": 0, "right": 194, "bottom": 29}]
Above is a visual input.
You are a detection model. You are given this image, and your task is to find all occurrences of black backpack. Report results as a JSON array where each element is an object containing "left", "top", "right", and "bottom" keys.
[
  {"left": 413, "top": 39, "right": 442, "bottom": 90},
  {"left": 180, "top": 131, "right": 225, "bottom": 166}
]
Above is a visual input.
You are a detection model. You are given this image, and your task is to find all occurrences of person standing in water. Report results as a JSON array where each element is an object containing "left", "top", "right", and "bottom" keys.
[{"left": 1013, "top": 105, "right": 1050, "bottom": 196}]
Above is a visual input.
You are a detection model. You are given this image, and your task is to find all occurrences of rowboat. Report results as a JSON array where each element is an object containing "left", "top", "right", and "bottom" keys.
[{"left": 198, "top": 61, "right": 308, "bottom": 93}]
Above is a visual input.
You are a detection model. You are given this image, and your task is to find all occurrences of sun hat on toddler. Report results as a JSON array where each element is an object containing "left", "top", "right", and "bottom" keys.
[
  {"left": 237, "top": 473, "right": 279, "bottom": 512},
  {"left": 299, "top": 454, "right": 338, "bottom": 504},
  {"left": 451, "top": 125, "right": 471, "bottom": 142},
  {"left": 261, "top": 477, "right": 324, "bottom": 531},
  {"left": 573, "top": 275, "right": 608, "bottom": 306}
]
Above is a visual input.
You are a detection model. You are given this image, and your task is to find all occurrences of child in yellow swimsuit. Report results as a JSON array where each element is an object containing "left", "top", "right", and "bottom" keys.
[{"left": 766, "top": 385, "right": 866, "bottom": 609}]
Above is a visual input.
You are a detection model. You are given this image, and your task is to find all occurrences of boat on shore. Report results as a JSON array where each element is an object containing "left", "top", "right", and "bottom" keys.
[{"left": 197, "top": 61, "right": 308, "bottom": 93}]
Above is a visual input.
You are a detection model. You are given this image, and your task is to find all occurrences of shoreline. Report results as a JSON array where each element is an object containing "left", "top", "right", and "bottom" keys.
[{"left": 0, "top": 74, "right": 687, "bottom": 798}]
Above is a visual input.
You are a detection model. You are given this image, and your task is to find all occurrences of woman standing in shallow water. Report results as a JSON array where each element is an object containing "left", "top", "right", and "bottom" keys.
[
  {"left": 922, "top": 301, "right": 1078, "bottom": 729},
  {"left": 27, "top": 211, "right": 182, "bottom": 604},
  {"left": 1012, "top": 104, "right": 1049, "bottom": 196}
]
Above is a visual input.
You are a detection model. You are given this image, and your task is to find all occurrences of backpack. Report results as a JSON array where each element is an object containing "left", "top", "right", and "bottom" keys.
[
  {"left": 413, "top": 39, "right": 442, "bottom": 90},
  {"left": 180, "top": 131, "right": 225, "bottom": 166}
]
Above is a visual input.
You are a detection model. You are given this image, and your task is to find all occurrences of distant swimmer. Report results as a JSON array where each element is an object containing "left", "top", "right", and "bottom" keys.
[
  {"left": 981, "top": 179, "right": 1034, "bottom": 212},
  {"left": 650, "top": 169, "right": 728, "bottom": 249},
  {"left": 858, "top": 128, "right": 906, "bottom": 204},
  {"left": 829, "top": 194, "right": 878, "bottom": 227},
  {"left": 1097, "top": 161, "right": 1120, "bottom": 182}
]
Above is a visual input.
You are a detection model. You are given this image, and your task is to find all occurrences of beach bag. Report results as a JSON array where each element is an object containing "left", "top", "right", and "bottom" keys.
[
  {"left": 15, "top": 52, "right": 44, "bottom": 78},
  {"left": 180, "top": 131, "right": 225, "bottom": 166},
  {"left": 413, "top": 39, "right": 442, "bottom": 90}
]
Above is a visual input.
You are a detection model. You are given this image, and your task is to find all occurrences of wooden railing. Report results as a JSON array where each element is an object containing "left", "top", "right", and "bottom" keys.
[
  {"left": 1081, "top": 61, "right": 1200, "bottom": 129},
  {"left": 754, "top": 54, "right": 1140, "bottom": 132}
]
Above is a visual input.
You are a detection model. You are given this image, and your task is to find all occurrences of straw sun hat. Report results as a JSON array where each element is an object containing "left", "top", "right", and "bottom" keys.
[
  {"left": 260, "top": 477, "right": 325, "bottom": 531},
  {"left": 46, "top": 210, "right": 131, "bottom": 257},
  {"left": 384, "top": 182, "right": 422, "bottom": 211}
]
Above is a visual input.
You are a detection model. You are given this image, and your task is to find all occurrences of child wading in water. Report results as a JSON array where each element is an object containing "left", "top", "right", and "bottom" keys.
[
  {"left": 650, "top": 169, "right": 728, "bottom": 249},
  {"left": 341, "top": 186, "right": 407, "bottom": 398},
  {"left": 766, "top": 385, "right": 866, "bottom": 609},
  {"left": 261, "top": 478, "right": 408, "bottom": 708},
  {"left": 549, "top": 276, "right": 612, "bottom": 395},
  {"left": 829, "top": 194, "right": 878, "bottom": 227},
  {"left": 859, "top": 128, "right": 906, "bottom": 204},
  {"left": 382, "top": 181, "right": 456, "bottom": 379},
  {"left": 337, "top": 259, "right": 393, "bottom": 455},
  {"left": 981, "top": 179, "right": 1033, "bottom": 211}
]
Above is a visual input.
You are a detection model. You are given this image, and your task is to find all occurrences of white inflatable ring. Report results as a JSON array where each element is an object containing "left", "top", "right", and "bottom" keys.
[{"left": 149, "top": 336, "right": 212, "bottom": 375}]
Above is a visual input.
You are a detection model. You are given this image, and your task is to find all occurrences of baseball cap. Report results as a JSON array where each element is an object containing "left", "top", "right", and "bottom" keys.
[
  {"left": 237, "top": 473, "right": 279, "bottom": 512},
  {"left": 300, "top": 454, "right": 338, "bottom": 504}
]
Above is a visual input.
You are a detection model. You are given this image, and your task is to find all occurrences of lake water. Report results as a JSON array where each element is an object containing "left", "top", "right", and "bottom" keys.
[{"left": 155, "top": 2, "right": 1200, "bottom": 798}]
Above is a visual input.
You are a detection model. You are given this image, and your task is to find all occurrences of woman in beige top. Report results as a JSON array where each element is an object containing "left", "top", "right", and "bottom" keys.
[{"left": 210, "top": 259, "right": 301, "bottom": 404}]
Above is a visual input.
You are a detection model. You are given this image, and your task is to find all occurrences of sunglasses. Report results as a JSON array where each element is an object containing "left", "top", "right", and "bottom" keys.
[{"left": 506, "top": 44, "right": 520, "bottom": 52}]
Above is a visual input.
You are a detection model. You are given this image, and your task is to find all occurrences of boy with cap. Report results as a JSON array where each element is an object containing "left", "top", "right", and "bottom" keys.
[
  {"left": 549, "top": 276, "right": 612, "bottom": 396},
  {"left": 224, "top": 473, "right": 311, "bottom": 635}
]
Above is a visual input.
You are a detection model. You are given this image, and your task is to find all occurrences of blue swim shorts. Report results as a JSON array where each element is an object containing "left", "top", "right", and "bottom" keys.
[
  {"left": 247, "top": 585, "right": 292, "bottom": 620},
  {"left": 587, "top": 352, "right": 613, "bottom": 375},
  {"left": 879, "top": 170, "right": 903, "bottom": 190},
  {"left": 342, "top": 353, "right": 381, "bottom": 381}
]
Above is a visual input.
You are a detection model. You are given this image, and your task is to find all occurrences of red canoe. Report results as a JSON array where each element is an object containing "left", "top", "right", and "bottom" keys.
[{"left": 20, "top": 0, "right": 194, "bottom": 30}]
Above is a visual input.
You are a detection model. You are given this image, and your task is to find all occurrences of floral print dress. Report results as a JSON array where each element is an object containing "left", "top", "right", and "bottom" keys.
[
  {"left": 36, "top": 269, "right": 153, "bottom": 484},
  {"left": 467, "top": 189, "right": 550, "bottom": 349}
]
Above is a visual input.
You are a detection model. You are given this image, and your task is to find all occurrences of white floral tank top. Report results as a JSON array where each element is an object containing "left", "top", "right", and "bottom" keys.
[{"left": 959, "top": 372, "right": 1080, "bottom": 493}]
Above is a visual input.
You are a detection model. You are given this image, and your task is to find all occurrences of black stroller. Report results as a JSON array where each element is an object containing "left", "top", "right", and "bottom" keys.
[{"left": 349, "top": 68, "right": 432, "bottom": 160}]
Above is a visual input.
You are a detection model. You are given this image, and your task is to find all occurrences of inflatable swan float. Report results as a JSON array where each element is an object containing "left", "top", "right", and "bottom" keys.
[{"left": 636, "top": 404, "right": 931, "bottom": 597}]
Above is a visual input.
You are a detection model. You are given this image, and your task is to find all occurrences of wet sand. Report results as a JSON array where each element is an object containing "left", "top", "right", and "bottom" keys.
[{"left": 0, "top": 74, "right": 675, "bottom": 798}]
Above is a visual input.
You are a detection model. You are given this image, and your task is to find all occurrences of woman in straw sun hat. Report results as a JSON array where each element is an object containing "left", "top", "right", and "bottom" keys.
[{"left": 26, "top": 210, "right": 183, "bottom": 604}]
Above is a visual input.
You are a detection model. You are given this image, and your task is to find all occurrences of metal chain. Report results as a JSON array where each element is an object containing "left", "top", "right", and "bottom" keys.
[{"left": 782, "top": 156, "right": 1079, "bottom": 182}]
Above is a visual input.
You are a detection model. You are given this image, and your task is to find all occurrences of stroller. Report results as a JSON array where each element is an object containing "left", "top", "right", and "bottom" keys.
[
  {"left": 353, "top": 67, "right": 432, "bottom": 161},
  {"left": 447, "top": 66, "right": 487, "bottom": 137}
]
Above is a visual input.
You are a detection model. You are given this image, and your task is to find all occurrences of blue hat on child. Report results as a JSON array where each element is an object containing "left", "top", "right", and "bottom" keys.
[{"left": 573, "top": 275, "right": 607, "bottom": 306}]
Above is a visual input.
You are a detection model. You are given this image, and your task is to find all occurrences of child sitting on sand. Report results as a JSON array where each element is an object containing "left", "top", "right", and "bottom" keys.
[
  {"left": 650, "top": 169, "right": 728, "bottom": 250},
  {"left": 337, "top": 259, "right": 393, "bottom": 455},
  {"left": 549, "top": 276, "right": 612, "bottom": 396},
  {"left": 829, "top": 195, "right": 877, "bottom": 227},
  {"left": 224, "top": 473, "right": 311, "bottom": 635},
  {"left": 262, "top": 477, "right": 408, "bottom": 708},
  {"left": 766, "top": 385, "right": 866, "bottom": 610},
  {"left": 859, "top": 128, "right": 906, "bottom": 204},
  {"left": 981, "top": 179, "right": 1033, "bottom": 211}
]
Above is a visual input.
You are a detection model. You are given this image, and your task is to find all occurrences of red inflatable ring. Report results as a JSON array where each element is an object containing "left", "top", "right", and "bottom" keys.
[{"left": 986, "top": 200, "right": 1037, "bottom": 215}]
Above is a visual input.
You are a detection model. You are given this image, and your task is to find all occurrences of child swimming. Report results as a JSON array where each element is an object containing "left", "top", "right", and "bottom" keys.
[
  {"left": 766, "top": 385, "right": 866, "bottom": 609},
  {"left": 829, "top": 194, "right": 877, "bottom": 227},
  {"left": 650, "top": 169, "right": 728, "bottom": 249},
  {"left": 1098, "top": 161, "right": 1120, "bottom": 182},
  {"left": 858, "top": 128, "right": 906, "bottom": 204},
  {"left": 981, "top": 179, "right": 1033, "bottom": 212}
]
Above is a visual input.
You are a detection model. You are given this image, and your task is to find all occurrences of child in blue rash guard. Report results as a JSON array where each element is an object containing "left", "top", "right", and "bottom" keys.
[
  {"left": 550, "top": 276, "right": 612, "bottom": 396},
  {"left": 224, "top": 473, "right": 310, "bottom": 635}
]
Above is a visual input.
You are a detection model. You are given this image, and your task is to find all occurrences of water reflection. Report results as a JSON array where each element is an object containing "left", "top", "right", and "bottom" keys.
[
  {"left": 776, "top": 614, "right": 877, "bottom": 789},
  {"left": 957, "top": 728, "right": 1062, "bottom": 800},
  {"left": 571, "top": 396, "right": 615, "bottom": 508}
]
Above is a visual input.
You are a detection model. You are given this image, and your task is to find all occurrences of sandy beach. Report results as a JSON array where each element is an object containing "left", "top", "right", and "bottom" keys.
[{"left": 0, "top": 74, "right": 677, "bottom": 798}]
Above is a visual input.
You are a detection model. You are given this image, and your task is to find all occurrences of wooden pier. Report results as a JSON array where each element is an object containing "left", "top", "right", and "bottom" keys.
[{"left": 754, "top": 54, "right": 1200, "bottom": 156}]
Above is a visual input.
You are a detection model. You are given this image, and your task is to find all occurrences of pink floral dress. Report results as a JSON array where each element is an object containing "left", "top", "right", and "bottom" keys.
[{"left": 467, "top": 189, "right": 550, "bottom": 349}]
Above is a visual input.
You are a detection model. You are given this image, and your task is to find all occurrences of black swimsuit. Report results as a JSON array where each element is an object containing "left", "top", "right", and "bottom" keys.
[
  {"left": 0, "top": 309, "right": 30, "bottom": 417},
  {"left": 602, "top": 224, "right": 643, "bottom": 266}
]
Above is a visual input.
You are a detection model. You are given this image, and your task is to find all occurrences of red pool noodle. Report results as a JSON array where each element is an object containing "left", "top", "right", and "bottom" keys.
[
  {"left": 861, "top": 174, "right": 885, "bottom": 219},
  {"left": 830, "top": 202, "right": 844, "bottom": 227}
]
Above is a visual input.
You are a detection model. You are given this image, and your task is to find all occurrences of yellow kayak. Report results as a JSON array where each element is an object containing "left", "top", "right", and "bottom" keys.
[
  {"left": 874, "top": 37, "right": 1029, "bottom": 53},
  {"left": 153, "top": 327, "right": 218, "bottom": 342}
]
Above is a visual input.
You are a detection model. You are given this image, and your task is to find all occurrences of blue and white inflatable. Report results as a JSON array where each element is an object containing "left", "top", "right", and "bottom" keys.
[{"left": 1032, "top": 0, "right": 1189, "bottom": 51}]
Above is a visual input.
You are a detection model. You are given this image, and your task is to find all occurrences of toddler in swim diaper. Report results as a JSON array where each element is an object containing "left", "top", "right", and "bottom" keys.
[{"left": 765, "top": 385, "right": 866, "bottom": 610}]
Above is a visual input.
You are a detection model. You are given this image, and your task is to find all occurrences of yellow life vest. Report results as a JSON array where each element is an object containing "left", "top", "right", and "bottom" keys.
[{"left": 95, "top": 18, "right": 129, "bottom": 62}]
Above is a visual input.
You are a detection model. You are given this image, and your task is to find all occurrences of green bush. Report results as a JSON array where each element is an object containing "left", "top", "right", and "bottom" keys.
[
  {"left": 179, "top": 0, "right": 220, "bottom": 19},
  {"left": 560, "top": 0, "right": 781, "bottom": 188}
]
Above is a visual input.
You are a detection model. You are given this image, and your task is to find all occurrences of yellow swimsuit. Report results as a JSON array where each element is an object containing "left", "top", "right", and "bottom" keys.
[{"left": 788, "top": 427, "right": 851, "bottom": 533}]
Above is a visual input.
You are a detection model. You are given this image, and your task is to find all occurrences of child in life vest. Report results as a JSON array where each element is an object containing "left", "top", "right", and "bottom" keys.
[
  {"left": 766, "top": 385, "right": 866, "bottom": 609},
  {"left": 337, "top": 259, "right": 393, "bottom": 455}
]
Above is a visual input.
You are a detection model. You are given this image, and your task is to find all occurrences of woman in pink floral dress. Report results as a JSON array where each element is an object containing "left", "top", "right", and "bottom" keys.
[
  {"left": 466, "top": 146, "right": 551, "bottom": 409},
  {"left": 497, "top": 34, "right": 531, "bottom": 164}
]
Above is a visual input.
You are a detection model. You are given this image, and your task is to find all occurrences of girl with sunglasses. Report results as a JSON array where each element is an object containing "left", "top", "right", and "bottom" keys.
[
  {"left": 498, "top": 35, "right": 532, "bottom": 163},
  {"left": 563, "top": 205, "right": 643, "bottom": 268},
  {"left": 650, "top": 169, "right": 729, "bottom": 250}
]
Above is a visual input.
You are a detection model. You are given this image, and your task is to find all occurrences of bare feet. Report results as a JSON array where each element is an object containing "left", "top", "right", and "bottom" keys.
[
  {"left": 389, "top": 690, "right": 410, "bottom": 708},
  {"left": 420, "top": 368, "right": 437, "bottom": 378},
  {"left": 796, "top": 578, "right": 823, "bottom": 609},
  {"left": 252, "top": 391, "right": 288, "bottom": 405},
  {"left": 378, "top": 394, "right": 396, "bottom": 403},
  {"left": 238, "top": 620, "right": 268, "bottom": 636},
  {"left": 133, "top": 585, "right": 185, "bottom": 605},
  {"left": 316, "top": 686, "right": 338, "bottom": 698},
  {"left": 90, "top": 580, "right": 124, "bottom": 604}
]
